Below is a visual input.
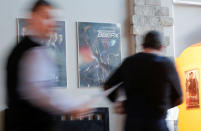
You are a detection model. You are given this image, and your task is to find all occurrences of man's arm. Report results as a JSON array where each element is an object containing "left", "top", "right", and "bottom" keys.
[
  {"left": 103, "top": 63, "right": 124, "bottom": 102},
  {"left": 18, "top": 47, "right": 91, "bottom": 114},
  {"left": 166, "top": 60, "right": 183, "bottom": 108}
]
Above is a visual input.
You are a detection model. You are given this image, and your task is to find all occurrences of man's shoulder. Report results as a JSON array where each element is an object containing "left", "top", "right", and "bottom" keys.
[
  {"left": 153, "top": 56, "right": 176, "bottom": 72},
  {"left": 8, "top": 36, "right": 42, "bottom": 60},
  {"left": 124, "top": 53, "right": 143, "bottom": 60},
  {"left": 154, "top": 55, "right": 172, "bottom": 63},
  {"left": 121, "top": 54, "right": 137, "bottom": 64},
  {"left": 124, "top": 52, "right": 169, "bottom": 61},
  {"left": 121, "top": 53, "right": 150, "bottom": 64},
  {"left": 9, "top": 37, "right": 31, "bottom": 54},
  {"left": 18, "top": 36, "right": 33, "bottom": 45}
]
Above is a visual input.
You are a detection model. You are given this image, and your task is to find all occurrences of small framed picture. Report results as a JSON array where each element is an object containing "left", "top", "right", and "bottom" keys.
[{"left": 185, "top": 69, "right": 200, "bottom": 109}]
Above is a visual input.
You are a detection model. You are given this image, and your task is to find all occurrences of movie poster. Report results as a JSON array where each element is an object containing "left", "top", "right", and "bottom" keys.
[
  {"left": 17, "top": 18, "right": 67, "bottom": 87},
  {"left": 185, "top": 69, "right": 200, "bottom": 109},
  {"left": 77, "top": 22, "right": 121, "bottom": 88}
]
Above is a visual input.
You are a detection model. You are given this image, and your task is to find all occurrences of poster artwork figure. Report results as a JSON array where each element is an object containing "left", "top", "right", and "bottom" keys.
[{"left": 185, "top": 70, "right": 200, "bottom": 109}]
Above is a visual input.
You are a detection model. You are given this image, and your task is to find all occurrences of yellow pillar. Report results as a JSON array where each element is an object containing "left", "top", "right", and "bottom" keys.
[{"left": 176, "top": 44, "right": 201, "bottom": 131}]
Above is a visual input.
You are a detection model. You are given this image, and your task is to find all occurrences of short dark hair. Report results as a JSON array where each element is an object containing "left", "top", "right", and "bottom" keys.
[
  {"left": 30, "top": 0, "right": 53, "bottom": 12},
  {"left": 142, "top": 30, "right": 163, "bottom": 50}
]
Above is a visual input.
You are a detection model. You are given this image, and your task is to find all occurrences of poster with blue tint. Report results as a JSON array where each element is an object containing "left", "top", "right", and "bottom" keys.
[
  {"left": 17, "top": 18, "right": 67, "bottom": 87},
  {"left": 77, "top": 22, "right": 121, "bottom": 88}
]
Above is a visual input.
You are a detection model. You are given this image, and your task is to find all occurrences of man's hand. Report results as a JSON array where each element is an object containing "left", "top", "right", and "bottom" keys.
[
  {"left": 70, "top": 107, "right": 94, "bottom": 119},
  {"left": 113, "top": 101, "right": 125, "bottom": 114}
]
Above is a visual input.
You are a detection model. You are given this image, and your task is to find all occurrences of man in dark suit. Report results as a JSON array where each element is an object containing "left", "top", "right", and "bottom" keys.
[
  {"left": 103, "top": 31, "right": 183, "bottom": 131},
  {"left": 5, "top": 1, "right": 89, "bottom": 131}
]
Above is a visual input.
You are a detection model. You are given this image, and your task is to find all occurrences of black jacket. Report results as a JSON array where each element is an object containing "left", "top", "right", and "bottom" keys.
[
  {"left": 104, "top": 52, "right": 183, "bottom": 119},
  {"left": 5, "top": 36, "right": 53, "bottom": 131}
]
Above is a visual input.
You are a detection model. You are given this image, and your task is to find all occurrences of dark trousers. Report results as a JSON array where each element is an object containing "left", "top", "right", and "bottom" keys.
[
  {"left": 5, "top": 120, "right": 53, "bottom": 131},
  {"left": 5, "top": 110, "right": 54, "bottom": 131},
  {"left": 125, "top": 117, "right": 169, "bottom": 131}
]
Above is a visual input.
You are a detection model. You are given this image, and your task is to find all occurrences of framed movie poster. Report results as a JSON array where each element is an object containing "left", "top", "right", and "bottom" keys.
[
  {"left": 77, "top": 22, "right": 121, "bottom": 88},
  {"left": 17, "top": 18, "right": 67, "bottom": 87},
  {"left": 185, "top": 69, "right": 200, "bottom": 109}
]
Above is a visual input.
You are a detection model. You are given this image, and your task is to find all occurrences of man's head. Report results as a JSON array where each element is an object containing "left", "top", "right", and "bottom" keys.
[
  {"left": 29, "top": 0, "right": 55, "bottom": 38},
  {"left": 142, "top": 30, "right": 164, "bottom": 50}
]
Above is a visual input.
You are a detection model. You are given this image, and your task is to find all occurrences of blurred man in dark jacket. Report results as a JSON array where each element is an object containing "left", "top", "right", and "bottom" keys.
[
  {"left": 5, "top": 1, "right": 89, "bottom": 131},
  {"left": 104, "top": 31, "right": 183, "bottom": 131}
]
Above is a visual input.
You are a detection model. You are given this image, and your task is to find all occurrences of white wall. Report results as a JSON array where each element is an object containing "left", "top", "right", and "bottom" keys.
[
  {"left": 0, "top": 1, "right": 8, "bottom": 130},
  {"left": 0, "top": 0, "right": 133, "bottom": 131},
  {"left": 174, "top": 4, "right": 201, "bottom": 57},
  {"left": 161, "top": 0, "right": 175, "bottom": 58}
]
